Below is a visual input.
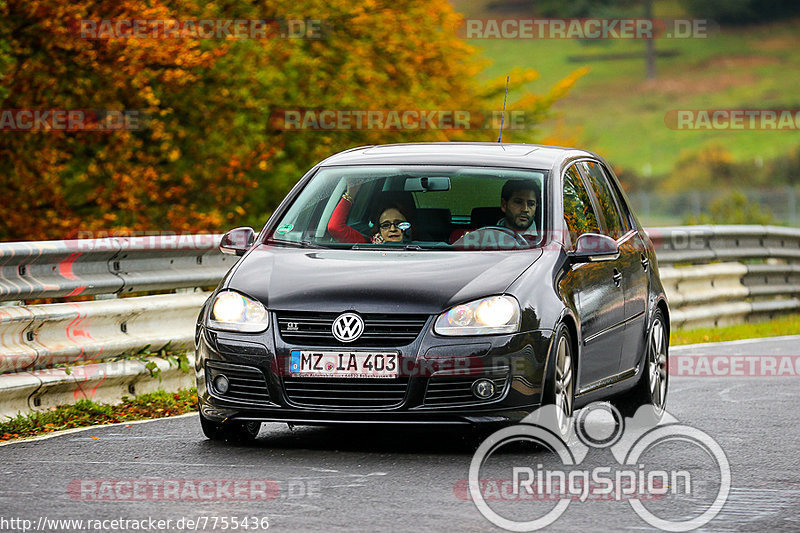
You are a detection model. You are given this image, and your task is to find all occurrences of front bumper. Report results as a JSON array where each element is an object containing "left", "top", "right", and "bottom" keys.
[{"left": 195, "top": 321, "right": 554, "bottom": 426}]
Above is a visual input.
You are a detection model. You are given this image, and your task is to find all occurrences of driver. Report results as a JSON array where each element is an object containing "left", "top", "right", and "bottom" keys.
[
  {"left": 449, "top": 179, "right": 540, "bottom": 244},
  {"left": 497, "top": 179, "right": 539, "bottom": 237}
]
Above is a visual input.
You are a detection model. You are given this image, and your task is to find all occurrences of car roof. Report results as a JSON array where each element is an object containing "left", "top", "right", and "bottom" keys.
[{"left": 316, "top": 142, "right": 598, "bottom": 170}]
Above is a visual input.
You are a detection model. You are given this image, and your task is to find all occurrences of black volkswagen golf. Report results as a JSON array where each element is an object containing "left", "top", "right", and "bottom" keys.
[{"left": 195, "top": 143, "right": 669, "bottom": 442}]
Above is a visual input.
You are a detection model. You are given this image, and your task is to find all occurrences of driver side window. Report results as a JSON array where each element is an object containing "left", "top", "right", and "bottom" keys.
[{"left": 563, "top": 164, "right": 600, "bottom": 249}]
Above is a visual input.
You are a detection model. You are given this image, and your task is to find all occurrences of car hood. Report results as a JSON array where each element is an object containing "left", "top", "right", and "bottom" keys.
[{"left": 225, "top": 245, "right": 543, "bottom": 314}]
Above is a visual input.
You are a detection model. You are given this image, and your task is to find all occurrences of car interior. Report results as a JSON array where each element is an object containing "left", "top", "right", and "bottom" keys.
[{"left": 274, "top": 169, "right": 545, "bottom": 248}]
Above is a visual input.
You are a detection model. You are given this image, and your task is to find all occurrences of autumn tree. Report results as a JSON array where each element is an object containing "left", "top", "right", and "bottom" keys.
[{"left": 0, "top": 0, "right": 584, "bottom": 240}]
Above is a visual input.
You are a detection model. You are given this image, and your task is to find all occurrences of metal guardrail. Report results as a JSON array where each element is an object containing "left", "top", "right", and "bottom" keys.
[
  {"left": 0, "top": 234, "right": 233, "bottom": 301},
  {"left": 0, "top": 225, "right": 798, "bottom": 416},
  {"left": 0, "top": 356, "right": 196, "bottom": 419},
  {"left": 0, "top": 235, "right": 228, "bottom": 417},
  {"left": 0, "top": 292, "right": 208, "bottom": 418},
  {"left": 0, "top": 293, "right": 208, "bottom": 374},
  {"left": 648, "top": 225, "right": 800, "bottom": 327},
  {"left": 647, "top": 225, "right": 800, "bottom": 264}
]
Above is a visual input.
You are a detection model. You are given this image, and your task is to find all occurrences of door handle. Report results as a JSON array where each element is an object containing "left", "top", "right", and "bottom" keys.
[
  {"left": 612, "top": 269, "right": 622, "bottom": 287},
  {"left": 640, "top": 254, "right": 649, "bottom": 271}
]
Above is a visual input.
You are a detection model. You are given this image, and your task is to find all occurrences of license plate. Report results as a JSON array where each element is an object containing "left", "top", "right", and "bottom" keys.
[{"left": 289, "top": 350, "right": 398, "bottom": 378}]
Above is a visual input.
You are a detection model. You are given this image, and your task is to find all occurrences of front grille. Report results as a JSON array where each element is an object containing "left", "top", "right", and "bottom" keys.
[
  {"left": 276, "top": 312, "right": 428, "bottom": 347},
  {"left": 283, "top": 377, "right": 409, "bottom": 408},
  {"left": 206, "top": 361, "right": 271, "bottom": 405},
  {"left": 423, "top": 366, "right": 509, "bottom": 406}
]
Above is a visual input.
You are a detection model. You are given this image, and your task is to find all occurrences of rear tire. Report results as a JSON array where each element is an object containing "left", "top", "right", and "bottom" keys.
[
  {"left": 614, "top": 309, "right": 668, "bottom": 419},
  {"left": 200, "top": 412, "right": 260, "bottom": 443}
]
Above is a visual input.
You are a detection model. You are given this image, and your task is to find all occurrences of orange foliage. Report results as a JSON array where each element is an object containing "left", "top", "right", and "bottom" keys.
[{"left": 0, "top": 0, "right": 584, "bottom": 240}]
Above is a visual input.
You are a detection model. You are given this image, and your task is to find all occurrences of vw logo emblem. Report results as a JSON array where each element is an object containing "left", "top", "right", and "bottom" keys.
[{"left": 332, "top": 312, "right": 364, "bottom": 343}]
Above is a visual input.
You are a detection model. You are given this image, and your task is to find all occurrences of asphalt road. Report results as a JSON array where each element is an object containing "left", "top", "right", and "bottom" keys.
[{"left": 1, "top": 336, "right": 798, "bottom": 532}]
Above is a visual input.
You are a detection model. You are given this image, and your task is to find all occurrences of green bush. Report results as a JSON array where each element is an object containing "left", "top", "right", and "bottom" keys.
[
  {"left": 685, "top": 190, "right": 774, "bottom": 225},
  {"left": 659, "top": 144, "right": 800, "bottom": 194}
]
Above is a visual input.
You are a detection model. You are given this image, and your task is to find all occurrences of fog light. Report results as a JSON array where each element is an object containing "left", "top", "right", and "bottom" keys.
[
  {"left": 472, "top": 378, "right": 495, "bottom": 399},
  {"left": 213, "top": 374, "right": 230, "bottom": 395}
]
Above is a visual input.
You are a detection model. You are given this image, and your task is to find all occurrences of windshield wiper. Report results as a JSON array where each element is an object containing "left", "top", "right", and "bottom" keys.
[
  {"left": 350, "top": 243, "right": 426, "bottom": 251},
  {"left": 267, "top": 238, "right": 324, "bottom": 248}
]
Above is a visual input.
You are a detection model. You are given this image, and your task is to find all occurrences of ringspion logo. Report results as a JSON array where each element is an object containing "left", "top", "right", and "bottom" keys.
[{"left": 468, "top": 403, "right": 730, "bottom": 531}]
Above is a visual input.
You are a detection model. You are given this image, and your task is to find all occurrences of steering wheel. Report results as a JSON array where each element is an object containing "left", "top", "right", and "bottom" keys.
[{"left": 452, "top": 226, "right": 530, "bottom": 249}]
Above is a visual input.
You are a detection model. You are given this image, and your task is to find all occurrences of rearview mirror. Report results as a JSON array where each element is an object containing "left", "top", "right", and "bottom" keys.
[
  {"left": 220, "top": 227, "right": 255, "bottom": 256},
  {"left": 404, "top": 176, "right": 451, "bottom": 192},
  {"left": 570, "top": 233, "right": 619, "bottom": 263}
]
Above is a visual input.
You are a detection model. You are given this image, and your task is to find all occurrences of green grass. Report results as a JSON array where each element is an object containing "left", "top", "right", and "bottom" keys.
[
  {"left": 453, "top": 1, "right": 800, "bottom": 178},
  {"left": 671, "top": 313, "right": 800, "bottom": 345},
  {"left": 0, "top": 389, "right": 198, "bottom": 442}
]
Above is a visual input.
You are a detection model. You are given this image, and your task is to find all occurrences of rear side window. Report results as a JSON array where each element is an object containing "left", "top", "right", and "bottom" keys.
[
  {"left": 601, "top": 164, "right": 637, "bottom": 231},
  {"left": 562, "top": 164, "right": 600, "bottom": 248},
  {"left": 579, "top": 161, "right": 628, "bottom": 239}
]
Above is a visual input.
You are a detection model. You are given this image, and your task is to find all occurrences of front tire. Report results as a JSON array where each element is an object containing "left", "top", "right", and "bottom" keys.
[
  {"left": 542, "top": 324, "right": 575, "bottom": 437},
  {"left": 615, "top": 309, "right": 668, "bottom": 418},
  {"left": 200, "top": 412, "right": 261, "bottom": 443}
]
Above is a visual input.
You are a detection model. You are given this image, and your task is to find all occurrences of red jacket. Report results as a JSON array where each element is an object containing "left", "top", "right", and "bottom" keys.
[{"left": 327, "top": 198, "right": 368, "bottom": 243}]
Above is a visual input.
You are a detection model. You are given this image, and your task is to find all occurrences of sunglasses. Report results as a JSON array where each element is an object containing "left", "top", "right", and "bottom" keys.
[{"left": 379, "top": 220, "right": 410, "bottom": 230}]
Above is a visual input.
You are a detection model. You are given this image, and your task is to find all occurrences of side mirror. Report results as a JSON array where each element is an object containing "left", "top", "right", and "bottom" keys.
[
  {"left": 570, "top": 233, "right": 619, "bottom": 263},
  {"left": 220, "top": 227, "right": 255, "bottom": 256}
]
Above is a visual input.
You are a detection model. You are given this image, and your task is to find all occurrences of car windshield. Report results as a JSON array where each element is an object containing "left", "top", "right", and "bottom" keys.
[{"left": 267, "top": 165, "right": 547, "bottom": 250}]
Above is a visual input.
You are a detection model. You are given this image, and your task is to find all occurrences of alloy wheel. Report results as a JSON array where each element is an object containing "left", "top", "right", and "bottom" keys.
[
  {"left": 554, "top": 332, "right": 574, "bottom": 436},
  {"left": 648, "top": 318, "right": 668, "bottom": 415}
]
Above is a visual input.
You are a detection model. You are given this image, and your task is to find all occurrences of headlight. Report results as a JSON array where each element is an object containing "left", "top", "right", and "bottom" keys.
[
  {"left": 434, "top": 295, "right": 520, "bottom": 336},
  {"left": 208, "top": 291, "right": 269, "bottom": 333}
]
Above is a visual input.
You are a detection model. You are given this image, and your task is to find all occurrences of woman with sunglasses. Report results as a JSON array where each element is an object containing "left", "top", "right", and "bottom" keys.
[{"left": 328, "top": 181, "right": 415, "bottom": 243}]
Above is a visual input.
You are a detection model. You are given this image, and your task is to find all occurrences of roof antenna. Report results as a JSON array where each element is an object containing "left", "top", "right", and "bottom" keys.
[{"left": 497, "top": 75, "right": 509, "bottom": 143}]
